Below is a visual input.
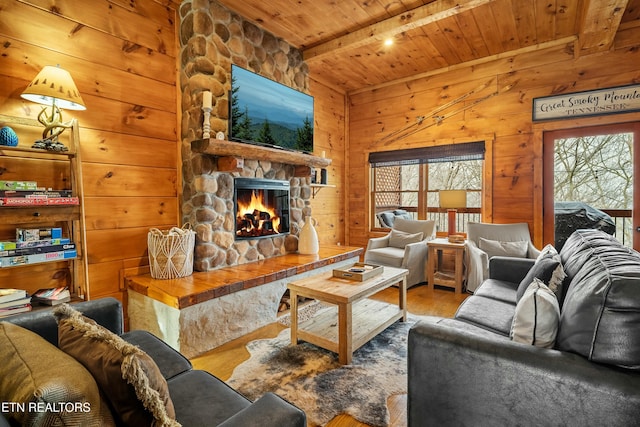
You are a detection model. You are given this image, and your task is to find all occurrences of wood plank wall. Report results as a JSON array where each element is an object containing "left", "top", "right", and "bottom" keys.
[
  {"left": 309, "top": 77, "right": 346, "bottom": 246},
  {"left": 347, "top": 26, "right": 640, "bottom": 250},
  {"left": 0, "top": 0, "right": 179, "bottom": 304}
]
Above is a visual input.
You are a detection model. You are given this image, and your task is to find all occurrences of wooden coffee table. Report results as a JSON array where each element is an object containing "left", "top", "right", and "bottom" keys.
[{"left": 288, "top": 265, "right": 408, "bottom": 364}]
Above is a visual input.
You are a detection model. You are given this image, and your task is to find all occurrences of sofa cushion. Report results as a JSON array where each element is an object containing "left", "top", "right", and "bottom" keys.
[
  {"left": 388, "top": 229, "right": 423, "bottom": 248},
  {"left": 478, "top": 238, "right": 528, "bottom": 259},
  {"left": 516, "top": 256, "right": 560, "bottom": 302},
  {"left": 511, "top": 278, "right": 560, "bottom": 348},
  {"left": 121, "top": 330, "right": 192, "bottom": 380},
  {"left": 362, "top": 247, "right": 405, "bottom": 267},
  {"left": 473, "top": 279, "right": 518, "bottom": 305},
  {"left": 455, "top": 296, "right": 516, "bottom": 336},
  {"left": 168, "top": 370, "right": 250, "bottom": 426},
  {"left": 557, "top": 236, "right": 640, "bottom": 369},
  {"left": 53, "top": 304, "right": 180, "bottom": 427},
  {"left": 0, "top": 322, "right": 115, "bottom": 426}
]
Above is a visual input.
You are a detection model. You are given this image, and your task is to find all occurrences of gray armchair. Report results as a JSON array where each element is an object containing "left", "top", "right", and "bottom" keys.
[
  {"left": 465, "top": 221, "right": 540, "bottom": 293},
  {"left": 364, "top": 218, "right": 436, "bottom": 288}
]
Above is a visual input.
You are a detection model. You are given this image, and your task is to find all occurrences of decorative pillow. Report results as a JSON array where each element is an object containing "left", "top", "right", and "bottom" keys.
[
  {"left": 516, "top": 256, "right": 561, "bottom": 302},
  {"left": 536, "top": 243, "right": 559, "bottom": 262},
  {"left": 0, "top": 322, "right": 115, "bottom": 426},
  {"left": 388, "top": 229, "right": 424, "bottom": 248},
  {"left": 478, "top": 238, "right": 528, "bottom": 259},
  {"left": 53, "top": 304, "right": 181, "bottom": 427},
  {"left": 510, "top": 278, "right": 560, "bottom": 348}
]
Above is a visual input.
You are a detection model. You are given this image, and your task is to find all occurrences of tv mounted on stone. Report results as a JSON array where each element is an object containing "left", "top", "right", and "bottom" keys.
[{"left": 229, "top": 64, "right": 314, "bottom": 154}]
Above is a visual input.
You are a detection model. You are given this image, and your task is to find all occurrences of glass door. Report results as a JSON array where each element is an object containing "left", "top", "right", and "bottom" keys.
[{"left": 543, "top": 122, "right": 640, "bottom": 251}]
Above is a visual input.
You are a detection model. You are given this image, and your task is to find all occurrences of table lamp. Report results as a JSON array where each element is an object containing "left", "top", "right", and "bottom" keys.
[
  {"left": 21, "top": 65, "right": 86, "bottom": 149},
  {"left": 439, "top": 190, "right": 466, "bottom": 236}
]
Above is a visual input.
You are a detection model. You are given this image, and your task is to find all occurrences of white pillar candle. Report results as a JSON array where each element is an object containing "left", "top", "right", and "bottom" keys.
[
  {"left": 321, "top": 150, "right": 326, "bottom": 158},
  {"left": 202, "top": 90, "right": 212, "bottom": 109}
]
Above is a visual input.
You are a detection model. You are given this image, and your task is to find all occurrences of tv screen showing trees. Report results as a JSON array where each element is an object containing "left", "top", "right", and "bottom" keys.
[{"left": 229, "top": 65, "right": 314, "bottom": 153}]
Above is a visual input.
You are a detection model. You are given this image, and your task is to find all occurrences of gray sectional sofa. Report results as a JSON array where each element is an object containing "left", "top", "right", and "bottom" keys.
[
  {"left": 0, "top": 297, "right": 305, "bottom": 427},
  {"left": 408, "top": 229, "right": 640, "bottom": 426}
]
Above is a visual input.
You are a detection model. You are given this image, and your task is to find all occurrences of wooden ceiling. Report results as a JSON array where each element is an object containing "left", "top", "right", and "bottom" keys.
[{"left": 218, "top": 0, "right": 640, "bottom": 93}]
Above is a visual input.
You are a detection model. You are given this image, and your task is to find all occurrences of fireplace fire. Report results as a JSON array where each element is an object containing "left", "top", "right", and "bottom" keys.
[{"left": 234, "top": 178, "right": 290, "bottom": 240}]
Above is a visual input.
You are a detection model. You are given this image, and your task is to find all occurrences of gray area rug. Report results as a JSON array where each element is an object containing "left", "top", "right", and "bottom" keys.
[{"left": 227, "top": 315, "right": 416, "bottom": 426}]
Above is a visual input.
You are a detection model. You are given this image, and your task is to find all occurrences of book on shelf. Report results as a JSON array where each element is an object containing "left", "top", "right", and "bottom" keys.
[
  {"left": 0, "top": 288, "right": 27, "bottom": 304},
  {"left": 0, "top": 242, "right": 76, "bottom": 258},
  {"left": 0, "top": 303, "right": 32, "bottom": 318},
  {"left": 0, "top": 196, "right": 79, "bottom": 206},
  {"left": 16, "top": 227, "right": 63, "bottom": 242},
  {"left": 0, "top": 180, "right": 37, "bottom": 190},
  {"left": 0, "top": 238, "right": 71, "bottom": 250},
  {"left": 0, "top": 189, "right": 73, "bottom": 198},
  {"left": 0, "top": 249, "right": 77, "bottom": 268},
  {"left": 0, "top": 295, "right": 32, "bottom": 309},
  {"left": 31, "top": 287, "right": 71, "bottom": 306}
]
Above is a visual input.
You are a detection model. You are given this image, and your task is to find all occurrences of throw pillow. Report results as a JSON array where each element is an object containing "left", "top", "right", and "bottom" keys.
[
  {"left": 516, "top": 256, "right": 561, "bottom": 302},
  {"left": 388, "top": 229, "right": 424, "bottom": 248},
  {"left": 536, "top": 243, "right": 558, "bottom": 262},
  {"left": 0, "top": 322, "right": 115, "bottom": 426},
  {"left": 510, "top": 278, "right": 560, "bottom": 348},
  {"left": 478, "top": 238, "right": 529, "bottom": 259},
  {"left": 538, "top": 253, "right": 567, "bottom": 301},
  {"left": 53, "top": 304, "right": 181, "bottom": 427}
]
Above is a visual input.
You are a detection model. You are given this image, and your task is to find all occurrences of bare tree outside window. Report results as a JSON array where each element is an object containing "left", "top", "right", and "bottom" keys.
[
  {"left": 554, "top": 132, "right": 633, "bottom": 245},
  {"left": 427, "top": 160, "right": 483, "bottom": 207}
]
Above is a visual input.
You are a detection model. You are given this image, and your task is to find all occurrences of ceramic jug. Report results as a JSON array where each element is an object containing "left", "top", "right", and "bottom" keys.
[{"left": 298, "top": 216, "right": 319, "bottom": 254}]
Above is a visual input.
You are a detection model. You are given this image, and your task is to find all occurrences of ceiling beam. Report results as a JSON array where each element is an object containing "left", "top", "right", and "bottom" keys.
[
  {"left": 302, "top": 0, "right": 496, "bottom": 61},
  {"left": 577, "top": 0, "right": 629, "bottom": 56}
]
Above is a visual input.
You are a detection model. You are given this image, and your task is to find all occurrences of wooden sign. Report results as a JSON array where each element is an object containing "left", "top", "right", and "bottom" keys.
[{"left": 532, "top": 84, "right": 640, "bottom": 121}]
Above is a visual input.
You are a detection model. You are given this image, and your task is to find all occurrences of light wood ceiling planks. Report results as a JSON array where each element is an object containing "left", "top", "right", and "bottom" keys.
[{"left": 218, "top": 0, "right": 640, "bottom": 93}]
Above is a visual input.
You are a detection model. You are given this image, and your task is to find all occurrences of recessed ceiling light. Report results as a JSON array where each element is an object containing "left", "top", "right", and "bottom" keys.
[{"left": 384, "top": 38, "right": 394, "bottom": 47}]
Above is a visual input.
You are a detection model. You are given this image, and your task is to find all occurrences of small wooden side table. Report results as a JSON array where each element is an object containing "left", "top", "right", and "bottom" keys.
[{"left": 427, "top": 238, "right": 466, "bottom": 294}]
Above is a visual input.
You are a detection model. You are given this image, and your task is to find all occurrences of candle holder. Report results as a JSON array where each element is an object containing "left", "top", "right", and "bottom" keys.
[{"left": 202, "top": 107, "right": 212, "bottom": 139}]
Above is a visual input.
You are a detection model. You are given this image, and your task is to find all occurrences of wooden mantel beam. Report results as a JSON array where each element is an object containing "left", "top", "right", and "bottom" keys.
[
  {"left": 191, "top": 139, "right": 332, "bottom": 168},
  {"left": 303, "top": 0, "right": 495, "bottom": 61}
]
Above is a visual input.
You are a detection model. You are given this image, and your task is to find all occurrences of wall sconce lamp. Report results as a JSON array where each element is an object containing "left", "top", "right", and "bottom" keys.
[
  {"left": 439, "top": 190, "right": 467, "bottom": 236},
  {"left": 20, "top": 65, "right": 86, "bottom": 150}
]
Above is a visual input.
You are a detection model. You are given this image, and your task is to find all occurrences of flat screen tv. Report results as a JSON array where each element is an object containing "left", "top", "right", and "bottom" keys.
[{"left": 229, "top": 64, "right": 314, "bottom": 154}]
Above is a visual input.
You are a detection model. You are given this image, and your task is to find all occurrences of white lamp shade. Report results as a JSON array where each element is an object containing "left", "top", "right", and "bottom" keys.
[
  {"left": 439, "top": 190, "right": 466, "bottom": 209},
  {"left": 21, "top": 65, "right": 86, "bottom": 110}
]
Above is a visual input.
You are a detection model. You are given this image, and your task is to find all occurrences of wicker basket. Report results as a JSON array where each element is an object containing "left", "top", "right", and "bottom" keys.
[{"left": 147, "top": 224, "right": 196, "bottom": 279}]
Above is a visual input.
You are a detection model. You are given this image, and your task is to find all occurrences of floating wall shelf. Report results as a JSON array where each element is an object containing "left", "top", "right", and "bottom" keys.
[{"left": 310, "top": 183, "right": 336, "bottom": 198}]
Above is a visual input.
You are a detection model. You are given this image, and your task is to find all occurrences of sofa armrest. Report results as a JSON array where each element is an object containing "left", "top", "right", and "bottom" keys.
[
  {"left": 464, "top": 242, "right": 489, "bottom": 293},
  {"left": 217, "top": 393, "right": 306, "bottom": 427},
  {"left": 366, "top": 235, "right": 390, "bottom": 250},
  {"left": 408, "top": 319, "right": 640, "bottom": 427},
  {"left": 4, "top": 297, "right": 123, "bottom": 346},
  {"left": 488, "top": 256, "right": 535, "bottom": 283}
]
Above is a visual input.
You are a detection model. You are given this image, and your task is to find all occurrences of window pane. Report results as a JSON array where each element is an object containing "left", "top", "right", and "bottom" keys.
[
  {"left": 428, "top": 160, "right": 482, "bottom": 207},
  {"left": 373, "top": 164, "right": 419, "bottom": 221}
]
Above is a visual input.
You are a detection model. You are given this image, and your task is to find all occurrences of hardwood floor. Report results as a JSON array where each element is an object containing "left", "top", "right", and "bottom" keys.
[{"left": 190, "top": 284, "right": 468, "bottom": 427}]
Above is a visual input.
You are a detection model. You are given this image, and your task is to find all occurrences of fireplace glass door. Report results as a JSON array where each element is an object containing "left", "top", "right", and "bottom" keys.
[{"left": 234, "top": 178, "right": 290, "bottom": 240}]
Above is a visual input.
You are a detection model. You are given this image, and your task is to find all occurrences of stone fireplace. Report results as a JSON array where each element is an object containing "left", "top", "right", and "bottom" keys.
[{"left": 178, "top": 1, "right": 314, "bottom": 272}]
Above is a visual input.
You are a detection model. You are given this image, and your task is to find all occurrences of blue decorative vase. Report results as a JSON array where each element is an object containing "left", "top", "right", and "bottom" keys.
[{"left": 0, "top": 126, "right": 18, "bottom": 146}]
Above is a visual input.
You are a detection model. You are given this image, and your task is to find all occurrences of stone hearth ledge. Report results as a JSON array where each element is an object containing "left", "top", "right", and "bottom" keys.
[{"left": 125, "top": 245, "right": 363, "bottom": 358}]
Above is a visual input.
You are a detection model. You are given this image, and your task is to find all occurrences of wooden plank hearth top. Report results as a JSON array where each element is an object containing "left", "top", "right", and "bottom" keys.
[{"left": 125, "top": 245, "right": 363, "bottom": 309}]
